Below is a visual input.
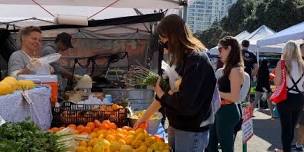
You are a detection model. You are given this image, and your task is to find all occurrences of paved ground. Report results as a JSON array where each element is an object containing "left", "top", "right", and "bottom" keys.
[
  {"left": 235, "top": 109, "right": 282, "bottom": 152},
  {"left": 163, "top": 108, "right": 303, "bottom": 152}
]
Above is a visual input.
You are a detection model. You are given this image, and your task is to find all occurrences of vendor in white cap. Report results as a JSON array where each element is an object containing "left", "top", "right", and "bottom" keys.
[{"left": 8, "top": 26, "right": 53, "bottom": 77}]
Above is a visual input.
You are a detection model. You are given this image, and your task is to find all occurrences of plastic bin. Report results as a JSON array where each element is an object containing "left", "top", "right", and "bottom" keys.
[{"left": 52, "top": 102, "right": 128, "bottom": 127}]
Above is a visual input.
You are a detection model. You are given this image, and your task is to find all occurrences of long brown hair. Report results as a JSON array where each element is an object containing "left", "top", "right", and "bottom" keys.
[
  {"left": 219, "top": 36, "right": 244, "bottom": 76},
  {"left": 156, "top": 14, "right": 206, "bottom": 65}
]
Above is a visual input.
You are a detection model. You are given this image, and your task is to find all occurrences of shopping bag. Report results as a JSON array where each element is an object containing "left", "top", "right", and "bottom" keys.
[{"left": 270, "top": 60, "right": 287, "bottom": 103}]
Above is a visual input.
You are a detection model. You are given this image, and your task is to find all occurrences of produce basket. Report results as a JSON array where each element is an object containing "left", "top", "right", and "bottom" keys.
[{"left": 52, "top": 102, "right": 128, "bottom": 127}]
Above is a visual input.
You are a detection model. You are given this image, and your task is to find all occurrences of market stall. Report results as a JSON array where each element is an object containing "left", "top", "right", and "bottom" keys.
[{"left": 0, "top": 1, "right": 187, "bottom": 151}]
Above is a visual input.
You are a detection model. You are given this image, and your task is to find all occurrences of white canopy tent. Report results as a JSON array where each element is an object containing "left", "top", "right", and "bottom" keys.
[
  {"left": 0, "top": 0, "right": 186, "bottom": 75},
  {"left": 208, "top": 30, "right": 251, "bottom": 55},
  {"left": 235, "top": 31, "right": 251, "bottom": 42},
  {"left": 0, "top": 0, "right": 184, "bottom": 29},
  {"left": 0, "top": 0, "right": 183, "bottom": 9},
  {"left": 257, "top": 21, "right": 304, "bottom": 47},
  {"left": 243, "top": 25, "right": 283, "bottom": 54}
]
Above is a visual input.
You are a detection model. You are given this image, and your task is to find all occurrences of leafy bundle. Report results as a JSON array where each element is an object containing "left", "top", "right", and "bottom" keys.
[
  {"left": 0, "top": 120, "right": 67, "bottom": 152},
  {"left": 126, "top": 65, "right": 169, "bottom": 91}
]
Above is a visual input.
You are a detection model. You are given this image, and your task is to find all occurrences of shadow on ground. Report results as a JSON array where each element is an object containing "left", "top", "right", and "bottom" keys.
[{"left": 253, "top": 109, "right": 281, "bottom": 151}]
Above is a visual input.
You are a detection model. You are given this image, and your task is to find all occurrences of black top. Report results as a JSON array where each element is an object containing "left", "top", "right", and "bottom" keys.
[
  {"left": 159, "top": 51, "right": 216, "bottom": 132},
  {"left": 218, "top": 74, "right": 230, "bottom": 93},
  {"left": 242, "top": 49, "right": 257, "bottom": 77},
  {"left": 256, "top": 68, "right": 271, "bottom": 92}
]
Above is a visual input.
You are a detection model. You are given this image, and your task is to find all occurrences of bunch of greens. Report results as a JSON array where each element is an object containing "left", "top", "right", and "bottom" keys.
[
  {"left": 0, "top": 120, "right": 68, "bottom": 152},
  {"left": 126, "top": 65, "right": 170, "bottom": 92},
  {"left": 142, "top": 71, "right": 170, "bottom": 92}
]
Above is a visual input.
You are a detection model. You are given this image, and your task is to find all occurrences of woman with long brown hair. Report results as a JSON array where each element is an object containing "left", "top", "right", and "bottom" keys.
[
  {"left": 207, "top": 36, "right": 244, "bottom": 152},
  {"left": 134, "top": 14, "right": 216, "bottom": 152}
]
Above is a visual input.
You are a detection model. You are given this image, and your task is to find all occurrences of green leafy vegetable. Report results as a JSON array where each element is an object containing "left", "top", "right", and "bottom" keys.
[{"left": 0, "top": 120, "right": 67, "bottom": 152}]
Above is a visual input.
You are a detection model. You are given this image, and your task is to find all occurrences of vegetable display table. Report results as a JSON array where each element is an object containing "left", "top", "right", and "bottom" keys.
[{"left": 0, "top": 87, "right": 52, "bottom": 130}]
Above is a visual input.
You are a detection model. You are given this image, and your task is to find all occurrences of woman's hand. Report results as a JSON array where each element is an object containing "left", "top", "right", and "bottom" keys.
[
  {"left": 133, "top": 117, "right": 147, "bottom": 129},
  {"left": 154, "top": 78, "right": 164, "bottom": 99},
  {"left": 27, "top": 58, "right": 41, "bottom": 71}
]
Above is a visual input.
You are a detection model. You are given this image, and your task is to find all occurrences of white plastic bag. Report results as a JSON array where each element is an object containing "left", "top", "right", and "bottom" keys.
[
  {"left": 161, "top": 60, "right": 181, "bottom": 91},
  {"left": 27, "top": 60, "right": 51, "bottom": 75},
  {"left": 27, "top": 53, "right": 61, "bottom": 75},
  {"left": 39, "top": 53, "right": 61, "bottom": 64}
]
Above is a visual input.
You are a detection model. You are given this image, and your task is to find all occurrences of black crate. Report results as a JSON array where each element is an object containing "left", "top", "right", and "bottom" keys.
[{"left": 52, "top": 102, "right": 128, "bottom": 127}]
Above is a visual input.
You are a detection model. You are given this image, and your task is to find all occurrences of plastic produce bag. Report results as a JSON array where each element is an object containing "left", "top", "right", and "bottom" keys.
[
  {"left": 161, "top": 61, "right": 181, "bottom": 91},
  {"left": 38, "top": 53, "right": 61, "bottom": 64},
  {"left": 27, "top": 53, "right": 61, "bottom": 75}
]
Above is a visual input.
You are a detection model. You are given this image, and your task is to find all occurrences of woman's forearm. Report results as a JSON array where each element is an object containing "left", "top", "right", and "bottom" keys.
[
  {"left": 140, "top": 100, "right": 161, "bottom": 121},
  {"left": 16, "top": 67, "right": 31, "bottom": 76}
]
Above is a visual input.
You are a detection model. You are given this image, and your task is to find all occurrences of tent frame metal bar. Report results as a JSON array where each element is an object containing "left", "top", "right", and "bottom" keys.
[{"left": 133, "top": 8, "right": 151, "bottom": 33}]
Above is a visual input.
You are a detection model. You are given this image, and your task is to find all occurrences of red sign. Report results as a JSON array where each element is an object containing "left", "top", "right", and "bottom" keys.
[{"left": 242, "top": 104, "right": 254, "bottom": 143}]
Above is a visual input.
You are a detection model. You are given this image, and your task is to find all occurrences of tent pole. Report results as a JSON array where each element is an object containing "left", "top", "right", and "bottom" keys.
[
  {"left": 257, "top": 46, "right": 260, "bottom": 67},
  {"left": 180, "top": 0, "right": 188, "bottom": 21}
]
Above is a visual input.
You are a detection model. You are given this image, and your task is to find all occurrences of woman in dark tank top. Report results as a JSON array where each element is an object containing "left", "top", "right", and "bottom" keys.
[{"left": 207, "top": 36, "right": 245, "bottom": 152}]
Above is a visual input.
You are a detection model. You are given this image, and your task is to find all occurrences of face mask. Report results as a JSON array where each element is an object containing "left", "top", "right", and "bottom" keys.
[{"left": 159, "top": 41, "right": 168, "bottom": 49}]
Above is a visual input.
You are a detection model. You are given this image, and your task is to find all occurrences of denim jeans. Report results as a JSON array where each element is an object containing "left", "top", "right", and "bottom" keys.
[{"left": 168, "top": 127, "right": 209, "bottom": 152}]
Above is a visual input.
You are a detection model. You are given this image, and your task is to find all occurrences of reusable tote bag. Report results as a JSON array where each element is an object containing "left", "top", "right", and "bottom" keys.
[{"left": 270, "top": 60, "right": 287, "bottom": 103}]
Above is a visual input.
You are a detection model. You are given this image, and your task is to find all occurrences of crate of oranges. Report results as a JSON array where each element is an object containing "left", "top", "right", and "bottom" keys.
[
  {"left": 48, "top": 120, "right": 170, "bottom": 152},
  {"left": 52, "top": 102, "right": 128, "bottom": 127}
]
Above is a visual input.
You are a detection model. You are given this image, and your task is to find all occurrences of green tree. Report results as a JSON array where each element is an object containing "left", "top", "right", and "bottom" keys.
[
  {"left": 221, "top": 0, "right": 257, "bottom": 35},
  {"left": 196, "top": 24, "right": 229, "bottom": 48},
  {"left": 197, "top": 0, "right": 304, "bottom": 49}
]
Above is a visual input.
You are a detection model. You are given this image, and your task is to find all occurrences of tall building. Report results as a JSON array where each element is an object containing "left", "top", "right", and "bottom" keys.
[{"left": 187, "top": 0, "right": 237, "bottom": 33}]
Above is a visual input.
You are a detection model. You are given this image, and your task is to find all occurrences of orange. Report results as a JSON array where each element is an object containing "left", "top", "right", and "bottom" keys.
[
  {"left": 116, "top": 133, "right": 125, "bottom": 139},
  {"left": 98, "top": 133, "right": 105, "bottom": 139},
  {"left": 83, "top": 126, "right": 92, "bottom": 134},
  {"left": 90, "top": 132, "right": 98, "bottom": 138},
  {"left": 94, "top": 120, "right": 102, "bottom": 128},
  {"left": 105, "top": 134, "right": 116, "bottom": 141},
  {"left": 109, "top": 122, "right": 117, "bottom": 129},
  {"left": 80, "top": 132, "right": 89, "bottom": 135},
  {"left": 51, "top": 127, "right": 60, "bottom": 132},
  {"left": 77, "top": 125, "right": 85, "bottom": 132},
  {"left": 87, "top": 146, "right": 92, "bottom": 152},
  {"left": 88, "top": 138, "right": 98, "bottom": 146},
  {"left": 76, "top": 146, "right": 87, "bottom": 152},
  {"left": 67, "top": 124, "right": 77, "bottom": 129},
  {"left": 72, "top": 130, "right": 80, "bottom": 134},
  {"left": 102, "top": 120, "right": 111, "bottom": 124},
  {"left": 100, "top": 123, "right": 110, "bottom": 130},
  {"left": 118, "top": 138, "right": 127, "bottom": 145},
  {"left": 122, "top": 126, "right": 132, "bottom": 131},
  {"left": 93, "top": 128, "right": 99, "bottom": 132},
  {"left": 86, "top": 122, "right": 95, "bottom": 130},
  {"left": 79, "top": 141, "right": 87, "bottom": 147}
]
